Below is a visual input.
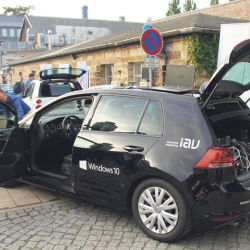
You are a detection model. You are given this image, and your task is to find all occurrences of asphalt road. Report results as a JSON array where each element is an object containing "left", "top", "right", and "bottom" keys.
[{"left": 0, "top": 196, "right": 249, "bottom": 250}]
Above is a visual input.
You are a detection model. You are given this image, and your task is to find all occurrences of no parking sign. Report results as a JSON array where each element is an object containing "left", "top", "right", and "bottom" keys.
[{"left": 141, "top": 28, "right": 163, "bottom": 56}]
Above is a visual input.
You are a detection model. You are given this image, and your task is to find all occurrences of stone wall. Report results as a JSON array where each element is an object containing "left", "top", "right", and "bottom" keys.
[{"left": 11, "top": 34, "right": 191, "bottom": 87}]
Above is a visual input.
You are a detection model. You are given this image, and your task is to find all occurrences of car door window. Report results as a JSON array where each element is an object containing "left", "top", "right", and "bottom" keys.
[
  {"left": 0, "top": 103, "right": 17, "bottom": 130},
  {"left": 25, "top": 82, "right": 35, "bottom": 97},
  {"left": 89, "top": 95, "right": 147, "bottom": 133},
  {"left": 138, "top": 100, "right": 163, "bottom": 136}
]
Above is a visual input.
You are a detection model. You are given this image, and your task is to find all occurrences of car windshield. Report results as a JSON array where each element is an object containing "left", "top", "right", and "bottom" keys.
[{"left": 40, "top": 99, "right": 91, "bottom": 120}]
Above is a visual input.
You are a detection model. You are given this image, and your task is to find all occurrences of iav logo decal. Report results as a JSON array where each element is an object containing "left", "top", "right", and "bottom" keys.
[{"left": 166, "top": 138, "right": 200, "bottom": 149}]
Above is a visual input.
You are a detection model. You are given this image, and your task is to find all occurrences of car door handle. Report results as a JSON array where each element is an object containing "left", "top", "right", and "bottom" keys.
[{"left": 124, "top": 146, "right": 144, "bottom": 152}]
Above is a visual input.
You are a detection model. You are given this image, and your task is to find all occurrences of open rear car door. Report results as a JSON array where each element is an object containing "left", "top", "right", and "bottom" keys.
[
  {"left": 200, "top": 39, "right": 250, "bottom": 106},
  {"left": 0, "top": 101, "right": 26, "bottom": 183}
]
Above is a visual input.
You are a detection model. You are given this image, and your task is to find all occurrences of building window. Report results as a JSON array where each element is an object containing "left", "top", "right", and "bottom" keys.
[
  {"left": 19, "top": 72, "right": 22, "bottom": 76},
  {"left": 88, "top": 30, "right": 92, "bottom": 35},
  {"left": 2, "top": 29, "right": 7, "bottom": 37},
  {"left": 133, "top": 63, "right": 142, "bottom": 86},
  {"left": 105, "top": 65, "right": 113, "bottom": 85},
  {"left": 10, "top": 29, "right": 15, "bottom": 37},
  {"left": 17, "top": 29, "right": 21, "bottom": 37}
]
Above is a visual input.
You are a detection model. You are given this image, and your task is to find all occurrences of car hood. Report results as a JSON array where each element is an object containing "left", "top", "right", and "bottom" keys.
[{"left": 200, "top": 39, "right": 250, "bottom": 105}]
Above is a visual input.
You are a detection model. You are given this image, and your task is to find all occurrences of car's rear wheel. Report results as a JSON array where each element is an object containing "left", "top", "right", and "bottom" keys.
[{"left": 132, "top": 178, "right": 192, "bottom": 242}]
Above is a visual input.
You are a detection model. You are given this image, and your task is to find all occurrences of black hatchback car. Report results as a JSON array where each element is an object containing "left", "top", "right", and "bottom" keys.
[{"left": 2, "top": 40, "right": 250, "bottom": 243}]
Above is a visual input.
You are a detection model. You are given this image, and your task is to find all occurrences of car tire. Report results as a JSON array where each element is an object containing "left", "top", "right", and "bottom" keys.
[{"left": 132, "top": 178, "right": 193, "bottom": 242}]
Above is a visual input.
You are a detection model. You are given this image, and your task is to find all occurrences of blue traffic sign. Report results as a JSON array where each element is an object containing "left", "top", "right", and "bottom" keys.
[{"left": 141, "top": 28, "right": 163, "bottom": 56}]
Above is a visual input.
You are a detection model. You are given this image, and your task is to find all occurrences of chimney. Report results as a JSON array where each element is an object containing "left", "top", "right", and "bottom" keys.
[
  {"left": 82, "top": 5, "right": 88, "bottom": 19},
  {"left": 119, "top": 16, "right": 125, "bottom": 22}
]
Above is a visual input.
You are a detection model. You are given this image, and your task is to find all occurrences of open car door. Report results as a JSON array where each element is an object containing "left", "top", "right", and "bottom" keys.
[{"left": 0, "top": 101, "right": 26, "bottom": 183}]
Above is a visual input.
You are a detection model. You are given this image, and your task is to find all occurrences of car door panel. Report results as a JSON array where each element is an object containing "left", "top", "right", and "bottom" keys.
[
  {"left": 71, "top": 96, "right": 163, "bottom": 202},
  {"left": 0, "top": 102, "right": 26, "bottom": 183},
  {"left": 72, "top": 132, "right": 159, "bottom": 202}
]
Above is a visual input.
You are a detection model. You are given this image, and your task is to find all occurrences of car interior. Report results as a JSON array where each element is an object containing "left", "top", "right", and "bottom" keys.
[{"left": 29, "top": 97, "right": 93, "bottom": 178}]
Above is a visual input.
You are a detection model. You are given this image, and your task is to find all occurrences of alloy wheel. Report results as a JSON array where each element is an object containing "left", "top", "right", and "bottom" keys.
[{"left": 138, "top": 186, "right": 179, "bottom": 234}]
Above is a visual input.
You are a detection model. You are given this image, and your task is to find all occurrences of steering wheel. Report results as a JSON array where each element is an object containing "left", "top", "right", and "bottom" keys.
[{"left": 62, "top": 115, "right": 82, "bottom": 141}]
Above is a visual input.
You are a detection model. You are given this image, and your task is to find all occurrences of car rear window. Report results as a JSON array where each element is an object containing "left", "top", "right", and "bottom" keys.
[
  {"left": 40, "top": 83, "right": 73, "bottom": 97},
  {"left": 50, "top": 85, "right": 71, "bottom": 96}
]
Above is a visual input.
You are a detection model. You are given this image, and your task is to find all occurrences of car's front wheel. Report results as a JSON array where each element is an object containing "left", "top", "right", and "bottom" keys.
[{"left": 132, "top": 178, "right": 193, "bottom": 242}]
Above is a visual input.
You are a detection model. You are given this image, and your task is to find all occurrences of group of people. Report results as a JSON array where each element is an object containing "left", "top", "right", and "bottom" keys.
[
  {"left": 13, "top": 73, "right": 35, "bottom": 96},
  {"left": 0, "top": 73, "right": 35, "bottom": 122}
]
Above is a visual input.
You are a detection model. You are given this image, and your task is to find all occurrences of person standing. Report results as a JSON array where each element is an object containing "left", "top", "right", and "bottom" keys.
[
  {"left": 25, "top": 73, "right": 35, "bottom": 88},
  {"left": 14, "top": 76, "right": 26, "bottom": 95},
  {"left": 2, "top": 77, "right": 7, "bottom": 84},
  {"left": 0, "top": 89, "right": 30, "bottom": 121}
]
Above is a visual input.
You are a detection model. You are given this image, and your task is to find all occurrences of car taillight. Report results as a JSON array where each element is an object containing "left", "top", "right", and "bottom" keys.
[
  {"left": 195, "top": 148, "right": 235, "bottom": 169},
  {"left": 209, "top": 215, "right": 237, "bottom": 222},
  {"left": 36, "top": 99, "right": 42, "bottom": 104},
  {"left": 35, "top": 105, "right": 41, "bottom": 109}
]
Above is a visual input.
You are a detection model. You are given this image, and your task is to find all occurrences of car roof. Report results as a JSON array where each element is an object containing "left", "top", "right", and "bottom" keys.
[
  {"left": 19, "top": 88, "right": 198, "bottom": 125},
  {"left": 57, "top": 88, "right": 197, "bottom": 102}
]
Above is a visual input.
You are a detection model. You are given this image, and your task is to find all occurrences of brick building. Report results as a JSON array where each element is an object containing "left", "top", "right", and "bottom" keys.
[
  {"left": 7, "top": 13, "right": 249, "bottom": 87},
  {"left": 198, "top": 0, "right": 250, "bottom": 20}
]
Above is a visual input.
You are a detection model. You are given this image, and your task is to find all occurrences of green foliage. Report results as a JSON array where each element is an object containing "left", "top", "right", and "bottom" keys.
[
  {"left": 1, "top": 5, "right": 35, "bottom": 16},
  {"left": 229, "top": 0, "right": 235, "bottom": 1},
  {"left": 166, "top": 0, "right": 181, "bottom": 16},
  {"left": 183, "top": 33, "right": 219, "bottom": 78},
  {"left": 183, "top": 0, "right": 197, "bottom": 12},
  {"left": 210, "top": 0, "right": 219, "bottom": 5}
]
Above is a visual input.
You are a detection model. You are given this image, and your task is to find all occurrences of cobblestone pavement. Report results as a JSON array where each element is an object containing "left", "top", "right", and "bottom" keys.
[{"left": 0, "top": 197, "right": 249, "bottom": 250}]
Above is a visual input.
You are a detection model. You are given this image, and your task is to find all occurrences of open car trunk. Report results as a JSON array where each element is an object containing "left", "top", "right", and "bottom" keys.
[
  {"left": 204, "top": 98, "right": 250, "bottom": 179},
  {"left": 200, "top": 39, "right": 250, "bottom": 181}
]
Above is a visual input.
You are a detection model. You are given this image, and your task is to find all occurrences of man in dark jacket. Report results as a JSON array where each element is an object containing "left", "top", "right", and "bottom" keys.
[
  {"left": 0, "top": 89, "right": 30, "bottom": 121},
  {"left": 2, "top": 77, "right": 6, "bottom": 84},
  {"left": 14, "top": 76, "right": 26, "bottom": 95}
]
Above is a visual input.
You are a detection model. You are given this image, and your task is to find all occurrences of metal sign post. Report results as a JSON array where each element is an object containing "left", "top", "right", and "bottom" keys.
[{"left": 149, "top": 57, "right": 152, "bottom": 87}]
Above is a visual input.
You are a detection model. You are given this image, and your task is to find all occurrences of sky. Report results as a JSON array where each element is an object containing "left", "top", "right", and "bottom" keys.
[{"left": 0, "top": 0, "right": 231, "bottom": 23}]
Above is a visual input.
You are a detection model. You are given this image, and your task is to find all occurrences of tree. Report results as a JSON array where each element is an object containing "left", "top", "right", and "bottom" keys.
[
  {"left": 166, "top": 0, "right": 181, "bottom": 16},
  {"left": 183, "top": 0, "right": 197, "bottom": 12},
  {"left": 229, "top": 0, "right": 235, "bottom": 1},
  {"left": 1, "top": 5, "right": 35, "bottom": 16},
  {"left": 210, "top": 0, "right": 219, "bottom": 5}
]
